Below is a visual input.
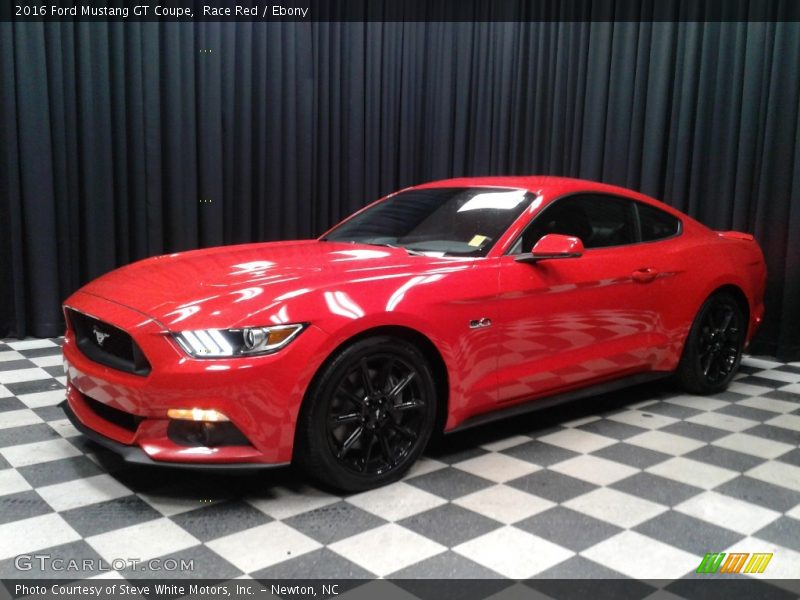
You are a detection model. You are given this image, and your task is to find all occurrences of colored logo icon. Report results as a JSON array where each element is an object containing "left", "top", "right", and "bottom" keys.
[{"left": 696, "top": 552, "right": 773, "bottom": 574}]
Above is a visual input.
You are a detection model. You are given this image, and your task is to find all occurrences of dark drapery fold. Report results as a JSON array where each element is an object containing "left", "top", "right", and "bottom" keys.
[{"left": 1, "top": 17, "right": 799, "bottom": 358}]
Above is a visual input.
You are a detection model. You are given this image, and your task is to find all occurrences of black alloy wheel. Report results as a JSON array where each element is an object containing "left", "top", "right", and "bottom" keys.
[
  {"left": 295, "top": 336, "right": 437, "bottom": 492},
  {"left": 677, "top": 292, "right": 745, "bottom": 394}
]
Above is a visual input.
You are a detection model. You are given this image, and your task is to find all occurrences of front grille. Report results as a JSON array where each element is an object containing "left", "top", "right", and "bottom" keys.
[
  {"left": 83, "top": 394, "right": 143, "bottom": 433},
  {"left": 66, "top": 308, "right": 151, "bottom": 376}
]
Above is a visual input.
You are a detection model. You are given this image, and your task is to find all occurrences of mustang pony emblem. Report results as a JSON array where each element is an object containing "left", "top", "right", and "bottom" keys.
[{"left": 92, "top": 327, "right": 111, "bottom": 347}]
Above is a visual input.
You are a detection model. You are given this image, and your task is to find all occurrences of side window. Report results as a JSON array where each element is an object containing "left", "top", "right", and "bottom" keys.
[
  {"left": 638, "top": 203, "right": 681, "bottom": 241},
  {"left": 510, "top": 194, "right": 637, "bottom": 253}
]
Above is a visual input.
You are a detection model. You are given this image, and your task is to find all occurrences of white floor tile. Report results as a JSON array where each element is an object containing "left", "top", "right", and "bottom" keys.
[
  {"left": 538, "top": 429, "right": 616, "bottom": 453},
  {"left": 0, "top": 351, "right": 25, "bottom": 362},
  {"left": 712, "top": 433, "right": 795, "bottom": 459},
  {"left": 329, "top": 523, "right": 445, "bottom": 576},
  {"left": 0, "top": 438, "right": 81, "bottom": 467},
  {"left": 607, "top": 410, "right": 678, "bottom": 430},
  {"left": 627, "top": 399, "right": 660, "bottom": 410},
  {"left": 5, "top": 339, "right": 59, "bottom": 351},
  {"left": 480, "top": 435, "right": 532, "bottom": 452},
  {"left": 665, "top": 395, "right": 730, "bottom": 412},
  {"left": 685, "top": 411, "right": 758, "bottom": 432},
  {"left": 88, "top": 571, "right": 124, "bottom": 580},
  {"left": 646, "top": 457, "right": 738, "bottom": 489},
  {"left": 49, "top": 419, "right": 81, "bottom": 438},
  {"left": 563, "top": 488, "right": 667, "bottom": 528},
  {"left": 725, "top": 536, "right": 800, "bottom": 579},
  {"left": 207, "top": 521, "right": 322, "bottom": 574},
  {"left": 0, "top": 468, "right": 32, "bottom": 496},
  {"left": 0, "top": 368, "right": 51, "bottom": 385},
  {"left": 247, "top": 485, "right": 339, "bottom": 521},
  {"left": 0, "top": 385, "right": 11, "bottom": 398},
  {"left": 37, "top": 474, "right": 132, "bottom": 511},
  {"left": 778, "top": 383, "right": 800, "bottom": 395},
  {"left": 453, "top": 452, "right": 540, "bottom": 483},
  {"left": 754, "top": 369, "right": 800, "bottom": 383},
  {"left": 741, "top": 357, "right": 784, "bottom": 369},
  {"left": 765, "top": 414, "right": 800, "bottom": 432},
  {"left": 0, "top": 409, "right": 44, "bottom": 430},
  {"left": 453, "top": 526, "right": 573, "bottom": 579},
  {"left": 0, "top": 514, "right": 80, "bottom": 560},
  {"left": 746, "top": 461, "right": 800, "bottom": 492},
  {"left": 625, "top": 430, "right": 705, "bottom": 455},
  {"left": 138, "top": 486, "right": 223, "bottom": 517},
  {"left": 727, "top": 382, "right": 773, "bottom": 396},
  {"left": 549, "top": 455, "right": 638, "bottom": 486},
  {"left": 345, "top": 481, "right": 446, "bottom": 522},
  {"left": 30, "top": 355, "right": 64, "bottom": 368},
  {"left": 737, "top": 396, "right": 799, "bottom": 414},
  {"left": 88, "top": 518, "right": 200, "bottom": 563},
  {"left": 561, "top": 415, "right": 602, "bottom": 428},
  {"left": 403, "top": 457, "right": 448, "bottom": 479},
  {"left": 675, "top": 492, "right": 781, "bottom": 535},
  {"left": 453, "top": 484, "right": 555, "bottom": 524},
  {"left": 581, "top": 530, "right": 699, "bottom": 579},
  {"left": 17, "top": 390, "right": 66, "bottom": 408}
]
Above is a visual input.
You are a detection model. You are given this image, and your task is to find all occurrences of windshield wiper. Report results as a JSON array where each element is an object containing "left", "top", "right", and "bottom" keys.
[{"left": 367, "top": 242, "right": 427, "bottom": 256}]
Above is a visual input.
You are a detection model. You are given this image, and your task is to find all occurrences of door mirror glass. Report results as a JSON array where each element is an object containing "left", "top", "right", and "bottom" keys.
[{"left": 515, "top": 234, "right": 584, "bottom": 264}]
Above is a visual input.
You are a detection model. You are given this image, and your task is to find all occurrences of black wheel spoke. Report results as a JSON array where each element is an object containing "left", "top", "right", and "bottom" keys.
[
  {"left": 720, "top": 309, "right": 733, "bottom": 334},
  {"left": 377, "top": 359, "right": 396, "bottom": 392},
  {"left": 377, "top": 431, "right": 395, "bottom": 465},
  {"left": 331, "top": 412, "right": 361, "bottom": 426},
  {"left": 391, "top": 399, "right": 425, "bottom": 413},
  {"left": 360, "top": 431, "right": 374, "bottom": 473},
  {"left": 702, "top": 351, "right": 715, "bottom": 376},
  {"left": 359, "top": 358, "right": 375, "bottom": 395},
  {"left": 388, "top": 421, "right": 418, "bottom": 441},
  {"left": 388, "top": 372, "right": 416, "bottom": 399},
  {"left": 336, "top": 425, "right": 364, "bottom": 459},
  {"left": 338, "top": 387, "right": 365, "bottom": 409}
]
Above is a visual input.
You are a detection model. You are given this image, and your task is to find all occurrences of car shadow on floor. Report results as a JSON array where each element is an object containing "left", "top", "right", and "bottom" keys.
[{"left": 87, "top": 377, "right": 680, "bottom": 501}]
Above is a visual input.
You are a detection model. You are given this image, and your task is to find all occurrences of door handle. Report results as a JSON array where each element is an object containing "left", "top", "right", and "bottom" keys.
[{"left": 632, "top": 268, "right": 658, "bottom": 283}]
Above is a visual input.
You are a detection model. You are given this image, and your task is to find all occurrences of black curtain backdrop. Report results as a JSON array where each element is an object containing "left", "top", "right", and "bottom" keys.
[{"left": 1, "top": 18, "right": 799, "bottom": 358}]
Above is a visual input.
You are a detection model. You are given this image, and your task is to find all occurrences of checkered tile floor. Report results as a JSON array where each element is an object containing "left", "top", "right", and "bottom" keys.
[{"left": 1, "top": 338, "right": 799, "bottom": 581}]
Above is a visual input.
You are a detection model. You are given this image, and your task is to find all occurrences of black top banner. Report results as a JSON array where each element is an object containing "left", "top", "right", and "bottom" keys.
[{"left": 3, "top": 0, "right": 800, "bottom": 23}]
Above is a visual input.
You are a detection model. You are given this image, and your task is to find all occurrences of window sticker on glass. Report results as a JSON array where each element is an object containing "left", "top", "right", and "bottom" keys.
[{"left": 468, "top": 235, "right": 489, "bottom": 247}]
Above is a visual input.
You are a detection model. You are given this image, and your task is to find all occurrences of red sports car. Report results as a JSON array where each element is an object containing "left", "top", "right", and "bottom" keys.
[{"left": 61, "top": 176, "right": 766, "bottom": 491}]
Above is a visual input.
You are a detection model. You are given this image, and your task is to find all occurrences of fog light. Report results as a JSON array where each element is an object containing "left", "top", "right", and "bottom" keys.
[{"left": 167, "top": 408, "right": 230, "bottom": 422}]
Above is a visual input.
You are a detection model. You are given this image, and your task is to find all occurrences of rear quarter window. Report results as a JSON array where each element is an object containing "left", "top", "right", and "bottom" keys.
[{"left": 638, "top": 203, "right": 681, "bottom": 241}]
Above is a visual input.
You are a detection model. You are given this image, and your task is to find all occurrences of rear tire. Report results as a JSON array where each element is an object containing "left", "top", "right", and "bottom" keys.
[
  {"left": 676, "top": 292, "right": 745, "bottom": 395},
  {"left": 294, "top": 336, "right": 437, "bottom": 493}
]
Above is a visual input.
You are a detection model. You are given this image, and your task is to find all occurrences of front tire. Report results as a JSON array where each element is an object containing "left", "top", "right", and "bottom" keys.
[
  {"left": 676, "top": 292, "right": 745, "bottom": 395},
  {"left": 294, "top": 336, "right": 437, "bottom": 492}
]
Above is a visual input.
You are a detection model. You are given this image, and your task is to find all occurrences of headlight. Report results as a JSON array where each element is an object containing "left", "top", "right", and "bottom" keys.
[{"left": 173, "top": 324, "right": 306, "bottom": 358}]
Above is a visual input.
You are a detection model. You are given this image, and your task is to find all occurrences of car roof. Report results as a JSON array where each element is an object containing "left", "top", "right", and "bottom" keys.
[{"left": 412, "top": 175, "right": 660, "bottom": 205}]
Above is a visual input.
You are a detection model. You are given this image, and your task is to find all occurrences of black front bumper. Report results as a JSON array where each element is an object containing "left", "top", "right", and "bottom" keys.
[{"left": 60, "top": 400, "right": 288, "bottom": 472}]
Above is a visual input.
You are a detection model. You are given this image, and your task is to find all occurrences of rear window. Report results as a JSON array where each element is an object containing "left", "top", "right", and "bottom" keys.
[{"left": 638, "top": 203, "right": 681, "bottom": 241}]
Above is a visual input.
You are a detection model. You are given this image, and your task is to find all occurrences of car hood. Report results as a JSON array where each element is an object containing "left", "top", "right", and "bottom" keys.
[{"left": 76, "top": 240, "right": 464, "bottom": 329}]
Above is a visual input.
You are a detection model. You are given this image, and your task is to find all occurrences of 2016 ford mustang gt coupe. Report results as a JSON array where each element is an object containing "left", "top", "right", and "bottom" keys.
[{"left": 62, "top": 176, "right": 766, "bottom": 491}]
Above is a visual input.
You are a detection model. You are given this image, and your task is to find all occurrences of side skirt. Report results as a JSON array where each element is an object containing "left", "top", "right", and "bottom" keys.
[{"left": 448, "top": 371, "right": 672, "bottom": 434}]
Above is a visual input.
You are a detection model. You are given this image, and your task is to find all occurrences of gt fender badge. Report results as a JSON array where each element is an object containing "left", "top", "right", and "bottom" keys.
[{"left": 469, "top": 318, "right": 492, "bottom": 329}]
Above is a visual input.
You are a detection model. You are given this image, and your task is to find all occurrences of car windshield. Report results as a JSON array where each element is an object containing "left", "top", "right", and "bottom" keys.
[{"left": 323, "top": 187, "right": 534, "bottom": 256}]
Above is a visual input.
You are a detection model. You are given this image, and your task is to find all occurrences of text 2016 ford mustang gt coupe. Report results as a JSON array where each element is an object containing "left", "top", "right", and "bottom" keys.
[{"left": 62, "top": 176, "right": 766, "bottom": 491}]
